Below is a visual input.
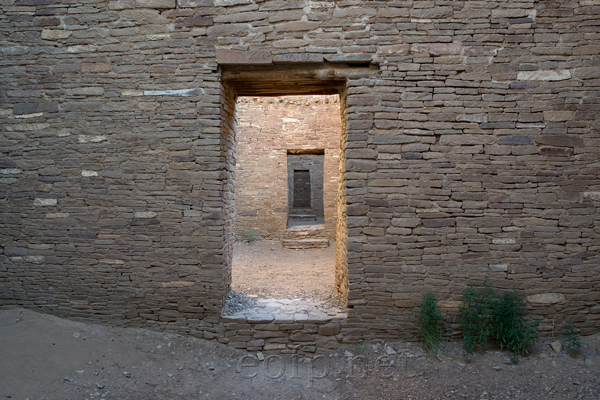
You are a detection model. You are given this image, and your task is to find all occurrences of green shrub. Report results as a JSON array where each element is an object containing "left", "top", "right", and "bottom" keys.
[
  {"left": 459, "top": 277, "right": 497, "bottom": 355},
  {"left": 418, "top": 292, "right": 443, "bottom": 356},
  {"left": 493, "top": 289, "right": 539, "bottom": 355},
  {"left": 562, "top": 319, "right": 582, "bottom": 356},
  {"left": 459, "top": 277, "right": 539, "bottom": 357}
]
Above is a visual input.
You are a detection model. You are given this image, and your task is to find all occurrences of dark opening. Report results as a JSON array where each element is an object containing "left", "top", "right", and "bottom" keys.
[
  {"left": 287, "top": 153, "right": 325, "bottom": 227},
  {"left": 293, "top": 170, "right": 311, "bottom": 209},
  {"left": 287, "top": 149, "right": 325, "bottom": 155}
]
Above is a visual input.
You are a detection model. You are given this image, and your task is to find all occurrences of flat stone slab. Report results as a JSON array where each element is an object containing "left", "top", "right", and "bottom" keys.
[
  {"left": 222, "top": 295, "right": 346, "bottom": 322},
  {"left": 246, "top": 313, "right": 275, "bottom": 323}
]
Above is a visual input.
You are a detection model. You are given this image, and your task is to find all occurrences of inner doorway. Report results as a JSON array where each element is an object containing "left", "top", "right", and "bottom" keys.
[{"left": 287, "top": 151, "right": 325, "bottom": 228}]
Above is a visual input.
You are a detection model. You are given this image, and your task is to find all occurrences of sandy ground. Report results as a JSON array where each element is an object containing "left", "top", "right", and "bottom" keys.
[
  {"left": 1, "top": 307, "right": 599, "bottom": 400},
  {"left": 231, "top": 239, "right": 336, "bottom": 301}
]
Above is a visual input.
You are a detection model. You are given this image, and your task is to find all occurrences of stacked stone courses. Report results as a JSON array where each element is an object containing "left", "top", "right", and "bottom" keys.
[{"left": 1, "top": 0, "right": 599, "bottom": 352}]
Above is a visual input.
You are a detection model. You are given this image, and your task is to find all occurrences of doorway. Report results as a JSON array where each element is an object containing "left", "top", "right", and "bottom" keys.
[{"left": 219, "top": 80, "right": 349, "bottom": 321}]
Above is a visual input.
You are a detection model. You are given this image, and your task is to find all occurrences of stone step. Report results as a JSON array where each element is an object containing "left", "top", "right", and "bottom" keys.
[
  {"left": 281, "top": 238, "right": 330, "bottom": 249},
  {"left": 286, "top": 224, "right": 325, "bottom": 232},
  {"left": 288, "top": 214, "right": 318, "bottom": 221},
  {"left": 284, "top": 224, "right": 326, "bottom": 239}
]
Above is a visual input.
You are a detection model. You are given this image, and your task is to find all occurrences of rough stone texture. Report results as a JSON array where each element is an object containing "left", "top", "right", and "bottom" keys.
[
  {"left": 216, "top": 49, "right": 273, "bottom": 65},
  {"left": 0, "top": 0, "right": 599, "bottom": 352}
]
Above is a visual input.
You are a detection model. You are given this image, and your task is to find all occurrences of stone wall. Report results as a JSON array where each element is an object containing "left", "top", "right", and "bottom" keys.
[
  {"left": 235, "top": 95, "right": 341, "bottom": 240},
  {"left": 1, "top": 0, "right": 599, "bottom": 352}
]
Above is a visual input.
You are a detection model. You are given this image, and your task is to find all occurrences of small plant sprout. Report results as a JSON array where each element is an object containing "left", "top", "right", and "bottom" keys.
[
  {"left": 355, "top": 339, "right": 366, "bottom": 355},
  {"left": 247, "top": 228, "right": 257, "bottom": 243},
  {"left": 418, "top": 291, "right": 443, "bottom": 357}
]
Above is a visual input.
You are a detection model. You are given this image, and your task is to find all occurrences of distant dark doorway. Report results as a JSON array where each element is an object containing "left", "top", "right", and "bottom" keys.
[
  {"left": 293, "top": 170, "right": 311, "bottom": 208},
  {"left": 287, "top": 151, "right": 325, "bottom": 228}
]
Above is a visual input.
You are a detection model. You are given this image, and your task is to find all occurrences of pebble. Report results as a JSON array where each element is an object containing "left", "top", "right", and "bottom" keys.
[
  {"left": 550, "top": 341, "right": 562, "bottom": 354},
  {"left": 64, "top": 377, "right": 74, "bottom": 382},
  {"left": 493, "top": 366, "right": 502, "bottom": 371},
  {"left": 96, "top": 383, "right": 105, "bottom": 389}
]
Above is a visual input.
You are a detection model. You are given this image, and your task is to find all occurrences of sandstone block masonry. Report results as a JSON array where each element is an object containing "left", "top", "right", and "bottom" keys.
[
  {"left": 235, "top": 95, "right": 340, "bottom": 240},
  {"left": 1, "top": 0, "right": 599, "bottom": 352}
]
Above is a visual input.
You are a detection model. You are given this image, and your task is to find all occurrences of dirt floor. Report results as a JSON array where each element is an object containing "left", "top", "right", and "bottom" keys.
[
  {"left": 231, "top": 239, "right": 336, "bottom": 301},
  {"left": 1, "top": 307, "right": 599, "bottom": 400}
]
